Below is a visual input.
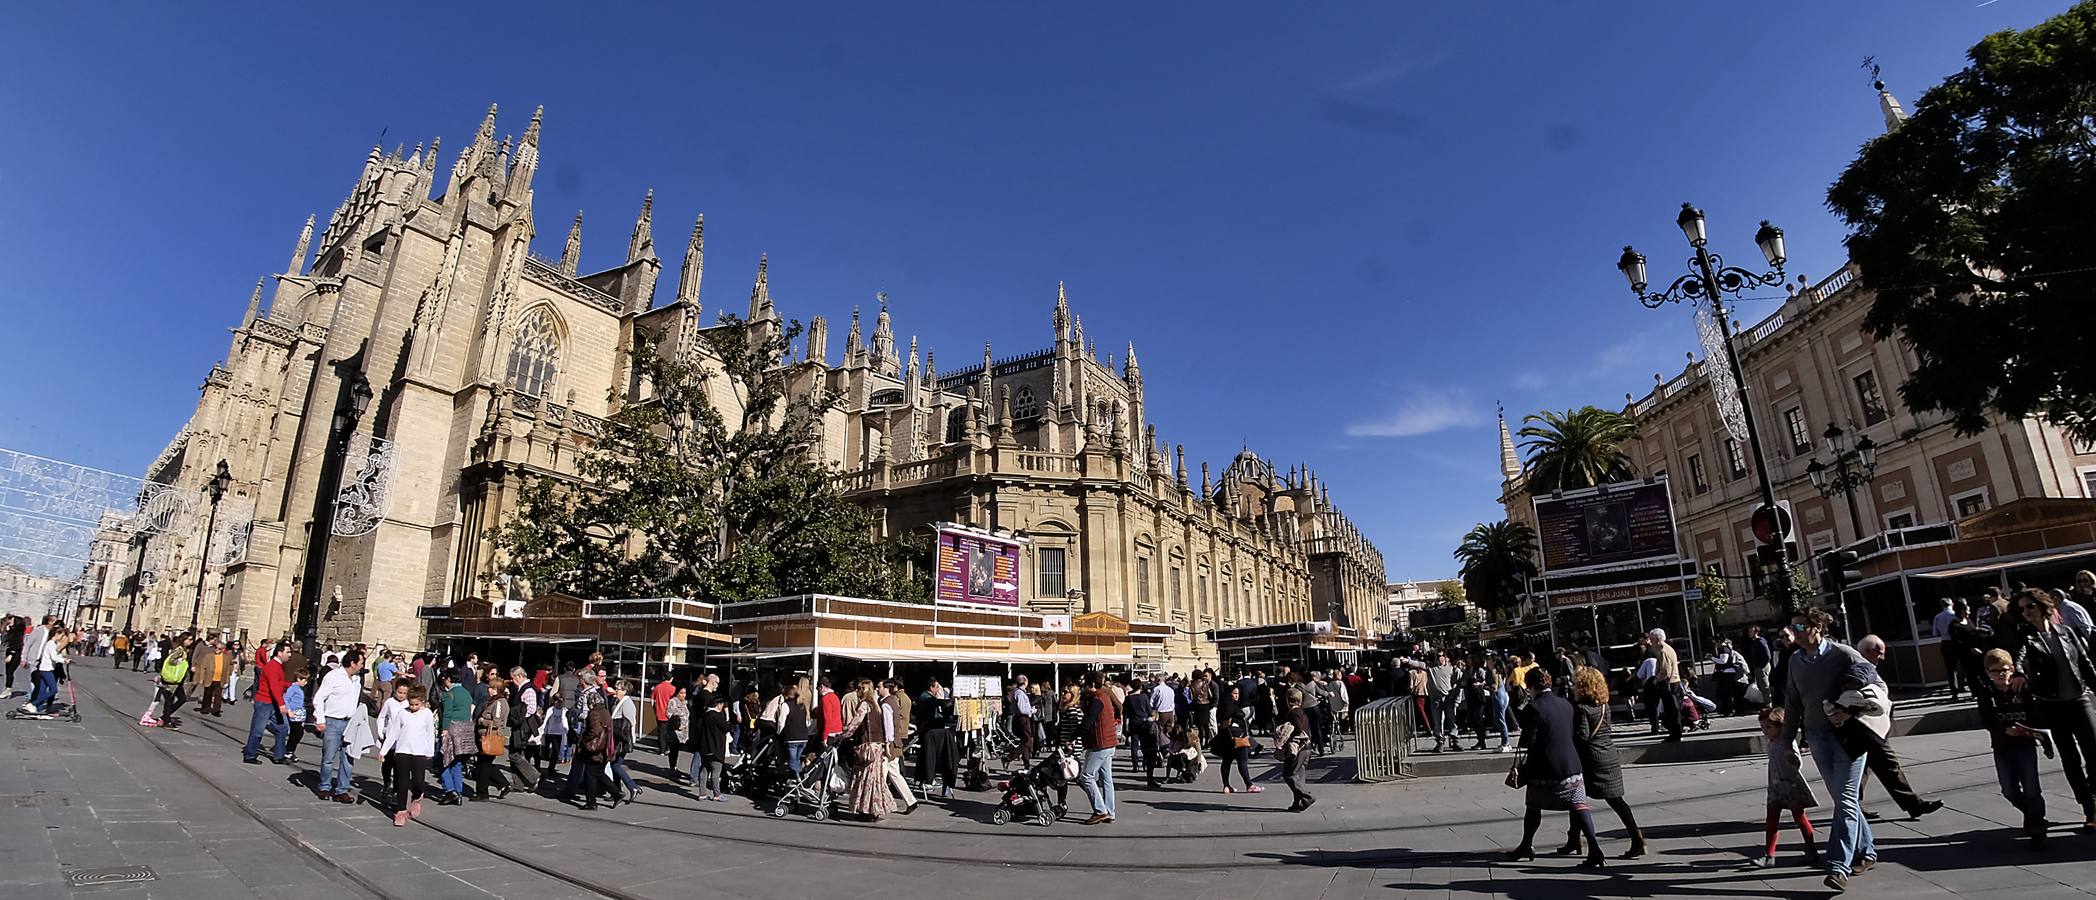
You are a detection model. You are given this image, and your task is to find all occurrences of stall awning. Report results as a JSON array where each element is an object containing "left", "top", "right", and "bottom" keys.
[
  {"left": 714, "top": 646, "right": 1131, "bottom": 665},
  {"left": 1911, "top": 548, "right": 2096, "bottom": 580}
]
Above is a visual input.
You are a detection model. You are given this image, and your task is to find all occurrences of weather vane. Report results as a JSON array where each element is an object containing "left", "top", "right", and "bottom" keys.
[{"left": 1862, "top": 56, "right": 1883, "bottom": 89}]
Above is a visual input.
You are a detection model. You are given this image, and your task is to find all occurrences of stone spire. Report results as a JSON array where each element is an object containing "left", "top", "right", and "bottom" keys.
[
  {"left": 747, "top": 252, "right": 774, "bottom": 320},
  {"left": 1125, "top": 342, "right": 1142, "bottom": 382},
  {"left": 807, "top": 315, "right": 828, "bottom": 366},
  {"left": 979, "top": 342, "right": 994, "bottom": 399},
  {"left": 1175, "top": 444, "right": 1189, "bottom": 488},
  {"left": 1072, "top": 314, "right": 1086, "bottom": 352},
  {"left": 1498, "top": 405, "right": 1522, "bottom": 481},
  {"left": 1875, "top": 78, "right": 1907, "bottom": 133},
  {"left": 505, "top": 106, "right": 542, "bottom": 201},
  {"left": 844, "top": 306, "right": 863, "bottom": 366},
  {"left": 872, "top": 292, "right": 898, "bottom": 376},
  {"left": 1201, "top": 462, "right": 1212, "bottom": 497},
  {"left": 626, "top": 189, "right": 655, "bottom": 262},
  {"left": 905, "top": 336, "right": 920, "bottom": 397},
  {"left": 559, "top": 212, "right": 583, "bottom": 276},
  {"left": 1052, "top": 281, "right": 1070, "bottom": 342},
  {"left": 675, "top": 214, "right": 704, "bottom": 307},
  {"left": 287, "top": 214, "right": 314, "bottom": 275},
  {"left": 242, "top": 277, "right": 264, "bottom": 326},
  {"left": 923, "top": 349, "right": 936, "bottom": 390}
]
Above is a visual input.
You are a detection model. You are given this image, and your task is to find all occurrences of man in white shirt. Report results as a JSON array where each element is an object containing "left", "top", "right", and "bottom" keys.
[
  {"left": 1009, "top": 676, "right": 1037, "bottom": 764},
  {"left": 1149, "top": 675, "right": 1177, "bottom": 731},
  {"left": 313, "top": 649, "right": 367, "bottom": 802}
]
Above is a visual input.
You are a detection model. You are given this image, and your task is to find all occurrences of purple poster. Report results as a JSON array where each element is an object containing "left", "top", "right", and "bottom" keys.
[{"left": 936, "top": 526, "right": 1022, "bottom": 607}]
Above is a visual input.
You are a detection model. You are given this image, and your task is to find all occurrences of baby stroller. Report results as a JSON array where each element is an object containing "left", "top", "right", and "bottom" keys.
[
  {"left": 992, "top": 743, "right": 1071, "bottom": 826},
  {"left": 1682, "top": 687, "right": 1716, "bottom": 731},
  {"left": 727, "top": 728, "right": 790, "bottom": 798},
  {"left": 769, "top": 735, "right": 845, "bottom": 820}
]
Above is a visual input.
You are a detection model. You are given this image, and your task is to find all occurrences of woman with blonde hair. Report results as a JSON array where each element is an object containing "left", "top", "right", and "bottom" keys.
[
  {"left": 1559, "top": 666, "right": 1645, "bottom": 859},
  {"left": 842, "top": 679, "right": 894, "bottom": 821}
]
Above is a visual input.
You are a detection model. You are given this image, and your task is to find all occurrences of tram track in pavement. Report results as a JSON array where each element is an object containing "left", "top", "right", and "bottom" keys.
[
  {"left": 73, "top": 668, "right": 2009, "bottom": 874},
  {"left": 70, "top": 671, "right": 642, "bottom": 900}
]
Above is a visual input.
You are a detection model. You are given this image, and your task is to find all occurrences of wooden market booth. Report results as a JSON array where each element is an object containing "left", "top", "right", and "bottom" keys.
[{"left": 1836, "top": 498, "right": 2096, "bottom": 688}]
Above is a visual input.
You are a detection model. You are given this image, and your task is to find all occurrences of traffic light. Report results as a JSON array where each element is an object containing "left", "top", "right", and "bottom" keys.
[{"left": 1819, "top": 550, "right": 1862, "bottom": 598}]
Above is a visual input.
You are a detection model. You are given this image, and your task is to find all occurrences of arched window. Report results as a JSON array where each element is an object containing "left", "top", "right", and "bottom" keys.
[
  {"left": 505, "top": 307, "right": 563, "bottom": 398},
  {"left": 1013, "top": 386, "right": 1039, "bottom": 419}
]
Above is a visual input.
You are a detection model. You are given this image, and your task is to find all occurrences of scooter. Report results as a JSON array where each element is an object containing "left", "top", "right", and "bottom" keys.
[{"left": 7, "top": 677, "right": 83, "bottom": 723}]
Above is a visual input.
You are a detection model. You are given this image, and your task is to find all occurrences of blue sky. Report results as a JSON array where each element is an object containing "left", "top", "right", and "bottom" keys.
[{"left": 0, "top": 2, "right": 2071, "bottom": 581}]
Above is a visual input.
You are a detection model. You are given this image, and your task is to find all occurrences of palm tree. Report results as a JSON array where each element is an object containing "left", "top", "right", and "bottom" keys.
[
  {"left": 1452, "top": 520, "right": 1539, "bottom": 612},
  {"left": 1518, "top": 406, "right": 1638, "bottom": 493}
]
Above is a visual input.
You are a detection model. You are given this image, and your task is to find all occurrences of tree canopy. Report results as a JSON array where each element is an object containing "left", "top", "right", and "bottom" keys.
[
  {"left": 1517, "top": 406, "right": 1638, "bottom": 494},
  {"left": 489, "top": 315, "right": 921, "bottom": 604},
  {"left": 1827, "top": 2, "right": 2096, "bottom": 444},
  {"left": 1452, "top": 519, "right": 1539, "bottom": 613}
]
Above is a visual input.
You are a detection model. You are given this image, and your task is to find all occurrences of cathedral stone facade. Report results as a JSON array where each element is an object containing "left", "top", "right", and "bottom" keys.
[{"left": 127, "top": 104, "right": 1385, "bottom": 666}]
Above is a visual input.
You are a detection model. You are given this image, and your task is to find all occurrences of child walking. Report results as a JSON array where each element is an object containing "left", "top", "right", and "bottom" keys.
[
  {"left": 1751, "top": 707, "right": 1819, "bottom": 868},
  {"left": 1978, "top": 648, "right": 2055, "bottom": 846},
  {"left": 379, "top": 686, "right": 437, "bottom": 827}
]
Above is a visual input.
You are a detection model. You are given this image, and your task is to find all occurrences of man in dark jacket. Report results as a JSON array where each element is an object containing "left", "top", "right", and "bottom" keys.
[
  {"left": 1743, "top": 625, "right": 1774, "bottom": 704},
  {"left": 1123, "top": 679, "right": 1157, "bottom": 785}
]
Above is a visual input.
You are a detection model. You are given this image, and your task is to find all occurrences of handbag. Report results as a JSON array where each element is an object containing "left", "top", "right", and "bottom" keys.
[
  {"left": 480, "top": 728, "right": 507, "bottom": 757},
  {"left": 1504, "top": 752, "right": 1527, "bottom": 789}
]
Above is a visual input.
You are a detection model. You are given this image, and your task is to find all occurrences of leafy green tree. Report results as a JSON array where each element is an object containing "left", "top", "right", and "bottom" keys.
[
  {"left": 1827, "top": 3, "right": 2096, "bottom": 444},
  {"left": 1452, "top": 520, "right": 1540, "bottom": 613},
  {"left": 1517, "top": 406, "right": 1638, "bottom": 493},
  {"left": 1436, "top": 580, "right": 1467, "bottom": 608},
  {"left": 490, "top": 315, "right": 919, "bottom": 603}
]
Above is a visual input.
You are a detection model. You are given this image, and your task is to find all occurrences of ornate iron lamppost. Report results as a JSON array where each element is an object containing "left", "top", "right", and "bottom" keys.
[
  {"left": 1807, "top": 422, "right": 1879, "bottom": 541},
  {"left": 188, "top": 459, "right": 233, "bottom": 632},
  {"left": 1618, "top": 203, "right": 1798, "bottom": 610}
]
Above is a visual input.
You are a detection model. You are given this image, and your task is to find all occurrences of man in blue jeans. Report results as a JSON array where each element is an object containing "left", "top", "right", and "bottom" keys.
[
  {"left": 311, "top": 649, "right": 367, "bottom": 802},
  {"left": 242, "top": 642, "right": 292, "bottom": 764},
  {"left": 1078, "top": 673, "right": 1119, "bottom": 825},
  {"left": 1782, "top": 609, "right": 1875, "bottom": 893}
]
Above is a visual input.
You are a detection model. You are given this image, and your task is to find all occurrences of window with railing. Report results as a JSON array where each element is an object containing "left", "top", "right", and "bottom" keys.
[
  {"left": 1725, "top": 438, "right": 1748, "bottom": 478},
  {"left": 1037, "top": 547, "right": 1065, "bottom": 600}
]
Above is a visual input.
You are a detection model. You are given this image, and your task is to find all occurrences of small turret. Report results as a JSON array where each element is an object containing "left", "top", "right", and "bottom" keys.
[
  {"left": 626, "top": 189, "right": 655, "bottom": 263},
  {"left": 872, "top": 293, "right": 898, "bottom": 376},
  {"left": 242, "top": 277, "right": 264, "bottom": 326},
  {"left": 807, "top": 315, "right": 828, "bottom": 366},
  {"left": 675, "top": 214, "right": 704, "bottom": 308},
  {"left": 747, "top": 251, "right": 775, "bottom": 321},
  {"left": 559, "top": 212, "right": 583, "bottom": 276},
  {"left": 1498, "top": 406, "right": 1522, "bottom": 481},
  {"left": 844, "top": 306, "right": 864, "bottom": 367},
  {"left": 1052, "top": 281, "right": 1070, "bottom": 342},
  {"left": 1875, "top": 79, "right": 1907, "bottom": 133}
]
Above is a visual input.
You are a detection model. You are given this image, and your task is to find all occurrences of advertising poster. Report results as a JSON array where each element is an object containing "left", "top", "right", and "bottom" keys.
[
  {"left": 1533, "top": 479, "right": 1679, "bottom": 574},
  {"left": 935, "top": 525, "right": 1023, "bottom": 607}
]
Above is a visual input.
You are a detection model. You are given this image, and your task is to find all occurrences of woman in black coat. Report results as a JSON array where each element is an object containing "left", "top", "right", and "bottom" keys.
[
  {"left": 1558, "top": 667, "right": 1646, "bottom": 859},
  {"left": 1506, "top": 668, "right": 1605, "bottom": 868}
]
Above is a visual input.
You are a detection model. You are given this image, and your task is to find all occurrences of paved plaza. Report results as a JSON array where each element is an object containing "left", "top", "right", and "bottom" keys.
[{"left": 0, "top": 666, "right": 2087, "bottom": 899}]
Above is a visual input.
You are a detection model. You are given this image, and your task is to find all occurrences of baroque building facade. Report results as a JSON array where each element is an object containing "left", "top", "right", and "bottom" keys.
[
  {"left": 1495, "top": 85, "right": 2096, "bottom": 637},
  {"left": 126, "top": 103, "right": 1387, "bottom": 664}
]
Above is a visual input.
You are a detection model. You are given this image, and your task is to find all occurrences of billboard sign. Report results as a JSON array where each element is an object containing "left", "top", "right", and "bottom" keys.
[
  {"left": 1533, "top": 479, "right": 1680, "bottom": 575},
  {"left": 935, "top": 524, "right": 1025, "bottom": 608}
]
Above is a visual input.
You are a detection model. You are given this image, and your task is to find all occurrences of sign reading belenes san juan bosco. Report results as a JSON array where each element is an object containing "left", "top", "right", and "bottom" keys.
[{"left": 934, "top": 523, "right": 1027, "bottom": 608}]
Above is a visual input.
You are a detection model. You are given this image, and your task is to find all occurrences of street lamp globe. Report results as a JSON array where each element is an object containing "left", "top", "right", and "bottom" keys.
[
  {"left": 1856, "top": 434, "right": 1880, "bottom": 471},
  {"left": 1755, "top": 220, "right": 1787, "bottom": 269},
  {"left": 1823, "top": 422, "right": 1848, "bottom": 454},
  {"left": 209, "top": 459, "right": 232, "bottom": 502},
  {"left": 350, "top": 375, "right": 374, "bottom": 418},
  {"left": 1617, "top": 246, "right": 1649, "bottom": 293},
  {"left": 1807, "top": 458, "right": 1829, "bottom": 490},
  {"left": 1676, "top": 203, "right": 1708, "bottom": 247}
]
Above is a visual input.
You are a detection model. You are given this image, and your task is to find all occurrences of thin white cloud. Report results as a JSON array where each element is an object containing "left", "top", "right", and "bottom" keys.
[
  {"left": 1511, "top": 371, "right": 1549, "bottom": 391},
  {"left": 1335, "top": 51, "right": 1453, "bottom": 91},
  {"left": 1346, "top": 387, "right": 1487, "bottom": 438}
]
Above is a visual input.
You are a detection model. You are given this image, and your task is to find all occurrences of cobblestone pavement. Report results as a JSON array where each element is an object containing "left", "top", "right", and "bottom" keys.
[{"left": 11, "top": 664, "right": 2096, "bottom": 899}]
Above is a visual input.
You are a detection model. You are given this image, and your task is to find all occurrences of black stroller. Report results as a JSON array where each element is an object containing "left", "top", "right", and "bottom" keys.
[
  {"left": 992, "top": 743, "right": 1071, "bottom": 826},
  {"left": 727, "top": 727, "right": 791, "bottom": 798}
]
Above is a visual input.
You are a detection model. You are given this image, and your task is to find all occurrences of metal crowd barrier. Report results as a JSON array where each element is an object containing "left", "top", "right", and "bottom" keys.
[{"left": 1353, "top": 697, "right": 1412, "bottom": 781}]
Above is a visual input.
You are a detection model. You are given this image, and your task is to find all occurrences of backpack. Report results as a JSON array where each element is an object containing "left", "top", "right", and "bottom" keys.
[{"left": 160, "top": 651, "right": 190, "bottom": 686}]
